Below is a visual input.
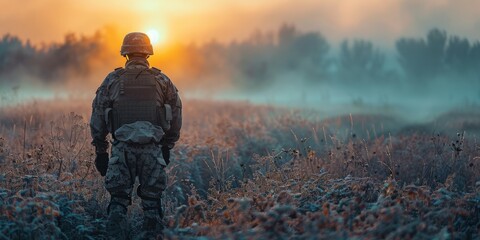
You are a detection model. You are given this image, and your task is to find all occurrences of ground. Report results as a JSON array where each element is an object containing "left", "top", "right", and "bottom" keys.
[{"left": 0, "top": 99, "right": 479, "bottom": 239}]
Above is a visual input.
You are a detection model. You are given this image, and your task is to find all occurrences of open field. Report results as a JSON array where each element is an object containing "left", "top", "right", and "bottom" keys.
[{"left": 0, "top": 99, "right": 479, "bottom": 239}]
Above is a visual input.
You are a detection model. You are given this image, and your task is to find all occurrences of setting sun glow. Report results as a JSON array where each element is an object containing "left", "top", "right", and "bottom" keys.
[{"left": 146, "top": 29, "right": 164, "bottom": 45}]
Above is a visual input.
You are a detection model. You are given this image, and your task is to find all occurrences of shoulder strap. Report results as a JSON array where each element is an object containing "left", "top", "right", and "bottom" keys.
[
  {"left": 113, "top": 67, "right": 126, "bottom": 78},
  {"left": 148, "top": 67, "right": 170, "bottom": 84},
  {"left": 148, "top": 67, "right": 162, "bottom": 76},
  {"left": 151, "top": 67, "right": 162, "bottom": 73}
]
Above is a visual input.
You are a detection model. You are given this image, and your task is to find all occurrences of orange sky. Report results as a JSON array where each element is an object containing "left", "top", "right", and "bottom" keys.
[{"left": 1, "top": 0, "right": 480, "bottom": 47}]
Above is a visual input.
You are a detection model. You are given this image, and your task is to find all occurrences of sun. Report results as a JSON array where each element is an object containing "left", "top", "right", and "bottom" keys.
[{"left": 146, "top": 29, "right": 165, "bottom": 45}]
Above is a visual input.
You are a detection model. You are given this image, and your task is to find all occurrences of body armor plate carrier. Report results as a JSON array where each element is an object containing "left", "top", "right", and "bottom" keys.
[{"left": 107, "top": 68, "right": 171, "bottom": 138}]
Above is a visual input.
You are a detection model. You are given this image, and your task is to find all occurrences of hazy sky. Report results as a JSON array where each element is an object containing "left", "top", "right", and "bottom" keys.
[{"left": 1, "top": 0, "right": 480, "bottom": 47}]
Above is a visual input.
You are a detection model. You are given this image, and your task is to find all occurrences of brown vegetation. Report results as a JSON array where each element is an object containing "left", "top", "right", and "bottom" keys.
[{"left": 0, "top": 99, "right": 479, "bottom": 239}]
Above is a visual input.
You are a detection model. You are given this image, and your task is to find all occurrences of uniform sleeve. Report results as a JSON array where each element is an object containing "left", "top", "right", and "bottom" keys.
[
  {"left": 161, "top": 76, "right": 182, "bottom": 149},
  {"left": 90, "top": 74, "right": 113, "bottom": 153}
]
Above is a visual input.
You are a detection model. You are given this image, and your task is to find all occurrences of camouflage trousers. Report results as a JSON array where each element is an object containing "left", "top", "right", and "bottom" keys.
[{"left": 105, "top": 141, "right": 167, "bottom": 240}]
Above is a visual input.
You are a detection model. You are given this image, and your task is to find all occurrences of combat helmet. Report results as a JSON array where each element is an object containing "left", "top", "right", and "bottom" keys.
[{"left": 120, "top": 32, "right": 153, "bottom": 56}]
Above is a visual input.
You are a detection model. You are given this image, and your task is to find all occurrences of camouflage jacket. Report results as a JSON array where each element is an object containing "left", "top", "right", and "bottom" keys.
[{"left": 90, "top": 58, "right": 182, "bottom": 153}]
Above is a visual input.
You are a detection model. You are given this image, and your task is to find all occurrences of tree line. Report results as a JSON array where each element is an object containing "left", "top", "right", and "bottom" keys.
[
  {"left": 0, "top": 32, "right": 108, "bottom": 83},
  {"left": 0, "top": 25, "right": 479, "bottom": 89}
]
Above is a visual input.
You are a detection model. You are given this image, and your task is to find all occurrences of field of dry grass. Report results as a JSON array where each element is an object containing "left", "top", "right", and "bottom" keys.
[{"left": 0, "top": 99, "right": 479, "bottom": 239}]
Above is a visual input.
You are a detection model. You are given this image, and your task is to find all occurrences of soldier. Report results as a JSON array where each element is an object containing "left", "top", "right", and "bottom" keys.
[{"left": 90, "top": 32, "right": 182, "bottom": 239}]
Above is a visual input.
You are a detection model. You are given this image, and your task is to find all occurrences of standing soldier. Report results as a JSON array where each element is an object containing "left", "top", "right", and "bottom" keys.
[{"left": 90, "top": 32, "right": 182, "bottom": 239}]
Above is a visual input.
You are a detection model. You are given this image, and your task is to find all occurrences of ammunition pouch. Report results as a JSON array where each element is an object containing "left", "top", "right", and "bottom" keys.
[{"left": 159, "top": 104, "right": 172, "bottom": 131}]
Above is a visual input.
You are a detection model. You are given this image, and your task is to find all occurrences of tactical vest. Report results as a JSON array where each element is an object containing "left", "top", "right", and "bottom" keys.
[{"left": 107, "top": 68, "right": 172, "bottom": 135}]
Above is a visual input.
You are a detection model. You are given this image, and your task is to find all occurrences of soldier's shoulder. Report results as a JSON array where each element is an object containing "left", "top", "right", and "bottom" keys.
[
  {"left": 149, "top": 66, "right": 162, "bottom": 74},
  {"left": 104, "top": 67, "right": 126, "bottom": 78},
  {"left": 113, "top": 67, "right": 127, "bottom": 76},
  {"left": 100, "top": 67, "right": 125, "bottom": 87},
  {"left": 149, "top": 67, "right": 172, "bottom": 82}
]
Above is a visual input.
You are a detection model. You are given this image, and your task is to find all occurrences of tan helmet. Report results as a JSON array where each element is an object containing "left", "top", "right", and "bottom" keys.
[{"left": 120, "top": 32, "right": 154, "bottom": 56}]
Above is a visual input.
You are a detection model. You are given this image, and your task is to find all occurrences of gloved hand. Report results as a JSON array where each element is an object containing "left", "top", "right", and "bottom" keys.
[
  {"left": 95, "top": 152, "right": 109, "bottom": 176},
  {"left": 161, "top": 147, "right": 170, "bottom": 165}
]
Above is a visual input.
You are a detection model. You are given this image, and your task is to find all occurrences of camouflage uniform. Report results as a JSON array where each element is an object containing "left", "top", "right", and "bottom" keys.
[{"left": 90, "top": 56, "right": 182, "bottom": 239}]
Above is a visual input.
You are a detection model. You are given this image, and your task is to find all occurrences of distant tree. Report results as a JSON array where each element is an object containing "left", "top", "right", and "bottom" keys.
[
  {"left": 0, "top": 35, "right": 35, "bottom": 76},
  {"left": 41, "top": 33, "right": 103, "bottom": 79},
  {"left": 278, "top": 23, "right": 296, "bottom": 46},
  {"left": 233, "top": 42, "right": 271, "bottom": 86},
  {"left": 338, "top": 40, "right": 385, "bottom": 82},
  {"left": 200, "top": 40, "right": 228, "bottom": 74},
  {"left": 217, "top": 24, "right": 332, "bottom": 88},
  {"left": 248, "top": 29, "right": 274, "bottom": 46},
  {"left": 396, "top": 37, "right": 427, "bottom": 79},
  {"left": 0, "top": 31, "right": 113, "bottom": 84},
  {"left": 291, "top": 33, "right": 330, "bottom": 68},
  {"left": 445, "top": 36, "right": 470, "bottom": 73},
  {"left": 425, "top": 29, "right": 447, "bottom": 73},
  {"left": 396, "top": 28, "right": 447, "bottom": 80},
  {"left": 276, "top": 25, "right": 330, "bottom": 80},
  {"left": 469, "top": 42, "right": 480, "bottom": 75},
  {"left": 239, "top": 29, "right": 275, "bottom": 80},
  {"left": 227, "top": 35, "right": 276, "bottom": 89}
]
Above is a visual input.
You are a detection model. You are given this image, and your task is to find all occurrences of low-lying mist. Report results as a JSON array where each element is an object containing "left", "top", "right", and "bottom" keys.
[{"left": 1, "top": 24, "right": 479, "bottom": 124}]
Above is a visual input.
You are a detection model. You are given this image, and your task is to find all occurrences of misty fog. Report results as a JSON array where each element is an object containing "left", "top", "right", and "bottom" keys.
[{"left": 1, "top": 24, "right": 479, "bottom": 123}]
